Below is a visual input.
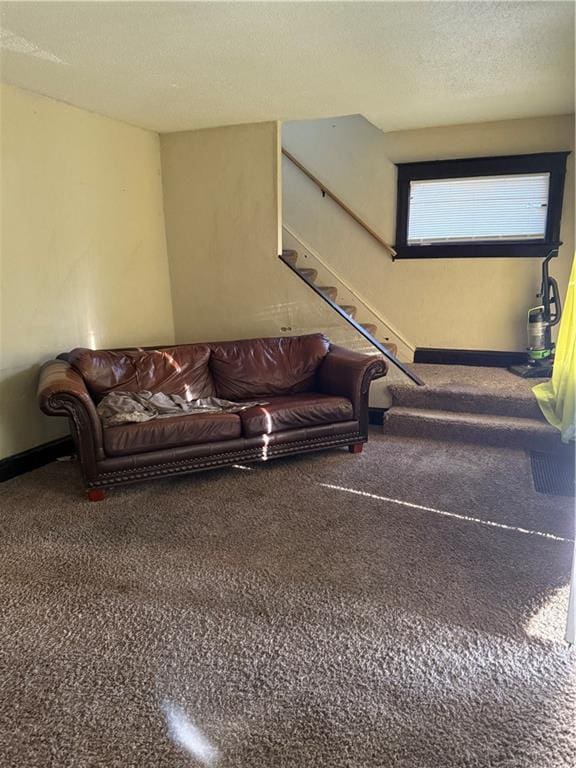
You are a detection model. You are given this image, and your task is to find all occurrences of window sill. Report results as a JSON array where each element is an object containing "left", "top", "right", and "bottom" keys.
[{"left": 392, "top": 241, "right": 562, "bottom": 260}]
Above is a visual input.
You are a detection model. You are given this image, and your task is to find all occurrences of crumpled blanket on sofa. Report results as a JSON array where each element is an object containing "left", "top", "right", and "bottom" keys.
[{"left": 97, "top": 390, "right": 267, "bottom": 428}]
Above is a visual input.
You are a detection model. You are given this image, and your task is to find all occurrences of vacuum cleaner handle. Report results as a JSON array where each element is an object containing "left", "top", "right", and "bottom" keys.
[
  {"left": 548, "top": 276, "right": 562, "bottom": 326},
  {"left": 539, "top": 248, "right": 561, "bottom": 326}
]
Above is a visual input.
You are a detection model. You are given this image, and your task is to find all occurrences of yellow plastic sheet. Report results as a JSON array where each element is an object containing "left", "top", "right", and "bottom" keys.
[{"left": 533, "top": 254, "right": 576, "bottom": 443}]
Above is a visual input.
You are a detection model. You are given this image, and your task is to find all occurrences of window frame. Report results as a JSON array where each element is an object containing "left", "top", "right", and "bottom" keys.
[{"left": 393, "top": 152, "right": 569, "bottom": 260}]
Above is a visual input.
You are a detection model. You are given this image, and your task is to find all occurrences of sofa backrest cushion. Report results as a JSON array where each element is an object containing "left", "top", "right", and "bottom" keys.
[
  {"left": 209, "top": 334, "right": 330, "bottom": 399},
  {"left": 68, "top": 345, "right": 215, "bottom": 401}
]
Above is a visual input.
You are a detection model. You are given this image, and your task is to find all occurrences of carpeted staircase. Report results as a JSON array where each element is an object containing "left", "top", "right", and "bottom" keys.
[
  {"left": 384, "top": 363, "right": 565, "bottom": 453},
  {"left": 281, "top": 247, "right": 564, "bottom": 454}
]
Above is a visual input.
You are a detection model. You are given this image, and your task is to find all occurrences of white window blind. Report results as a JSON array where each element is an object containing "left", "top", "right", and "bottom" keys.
[{"left": 407, "top": 173, "right": 550, "bottom": 245}]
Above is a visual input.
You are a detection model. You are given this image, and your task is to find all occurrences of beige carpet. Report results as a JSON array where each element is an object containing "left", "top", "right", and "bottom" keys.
[{"left": 0, "top": 432, "right": 574, "bottom": 767}]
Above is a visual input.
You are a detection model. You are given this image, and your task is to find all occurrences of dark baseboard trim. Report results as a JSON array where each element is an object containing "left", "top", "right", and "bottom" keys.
[
  {"left": 368, "top": 408, "right": 386, "bottom": 426},
  {"left": 414, "top": 348, "right": 529, "bottom": 367},
  {"left": 0, "top": 437, "right": 75, "bottom": 483}
]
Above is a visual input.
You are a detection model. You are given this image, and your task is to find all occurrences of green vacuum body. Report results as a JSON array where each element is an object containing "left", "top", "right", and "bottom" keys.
[
  {"left": 509, "top": 250, "right": 561, "bottom": 379},
  {"left": 527, "top": 305, "right": 553, "bottom": 362}
]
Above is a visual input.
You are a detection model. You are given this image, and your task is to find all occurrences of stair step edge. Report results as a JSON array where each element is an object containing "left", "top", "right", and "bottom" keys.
[
  {"left": 388, "top": 382, "right": 537, "bottom": 401},
  {"left": 281, "top": 249, "right": 298, "bottom": 266},
  {"left": 386, "top": 406, "right": 555, "bottom": 433},
  {"left": 387, "top": 389, "right": 542, "bottom": 418}
]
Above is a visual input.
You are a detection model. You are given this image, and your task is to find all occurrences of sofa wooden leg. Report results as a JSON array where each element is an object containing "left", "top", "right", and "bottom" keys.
[
  {"left": 87, "top": 489, "right": 106, "bottom": 502},
  {"left": 349, "top": 443, "right": 363, "bottom": 454}
]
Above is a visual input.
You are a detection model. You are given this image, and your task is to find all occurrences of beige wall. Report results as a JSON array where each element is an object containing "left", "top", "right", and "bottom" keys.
[
  {"left": 0, "top": 84, "right": 175, "bottom": 459},
  {"left": 282, "top": 114, "right": 575, "bottom": 352},
  {"left": 3, "top": 88, "right": 573, "bottom": 458},
  {"left": 161, "top": 121, "right": 322, "bottom": 343}
]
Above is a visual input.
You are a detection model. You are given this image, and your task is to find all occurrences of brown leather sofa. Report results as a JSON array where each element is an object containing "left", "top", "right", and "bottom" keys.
[{"left": 37, "top": 334, "right": 387, "bottom": 499}]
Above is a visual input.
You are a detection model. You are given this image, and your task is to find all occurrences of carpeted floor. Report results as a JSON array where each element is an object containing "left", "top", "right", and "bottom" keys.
[{"left": 0, "top": 432, "right": 574, "bottom": 767}]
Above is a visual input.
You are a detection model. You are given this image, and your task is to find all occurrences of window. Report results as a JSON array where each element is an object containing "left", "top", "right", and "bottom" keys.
[{"left": 394, "top": 153, "right": 569, "bottom": 259}]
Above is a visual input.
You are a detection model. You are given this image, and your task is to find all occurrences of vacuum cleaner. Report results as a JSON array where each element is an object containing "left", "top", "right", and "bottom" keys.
[{"left": 510, "top": 248, "right": 562, "bottom": 379}]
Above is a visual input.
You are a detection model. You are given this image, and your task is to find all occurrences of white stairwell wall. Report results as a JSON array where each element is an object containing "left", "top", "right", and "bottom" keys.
[
  {"left": 282, "top": 226, "right": 414, "bottom": 409},
  {"left": 283, "top": 225, "right": 415, "bottom": 360}
]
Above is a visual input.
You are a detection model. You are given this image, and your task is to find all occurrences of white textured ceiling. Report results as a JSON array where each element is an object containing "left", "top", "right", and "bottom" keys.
[{"left": 0, "top": 1, "right": 574, "bottom": 134}]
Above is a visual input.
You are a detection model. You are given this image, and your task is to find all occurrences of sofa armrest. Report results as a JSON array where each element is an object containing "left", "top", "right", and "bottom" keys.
[
  {"left": 316, "top": 345, "right": 387, "bottom": 423},
  {"left": 38, "top": 360, "right": 105, "bottom": 464}
]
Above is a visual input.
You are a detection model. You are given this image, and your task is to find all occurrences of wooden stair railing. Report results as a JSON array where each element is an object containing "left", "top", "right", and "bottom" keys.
[
  {"left": 279, "top": 251, "right": 424, "bottom": 386},
  {"left": 282, "top": 148, "right": 396, "bottom": 258}
]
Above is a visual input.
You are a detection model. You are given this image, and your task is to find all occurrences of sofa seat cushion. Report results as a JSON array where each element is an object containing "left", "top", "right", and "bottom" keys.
[
  {"left": 239, "top": 393, "right": 354, "bottom": 438},
  {"left": 103, "top": 412, "right": 242, "bottom": 457}
]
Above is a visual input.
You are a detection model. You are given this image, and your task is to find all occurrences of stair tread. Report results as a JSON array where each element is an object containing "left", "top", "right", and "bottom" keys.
[
  {"left": 389, "top": 380, "right": 537, "bottom": 401},
  {"left": 387, "top": 406, "right": 555, "bottom": 433},
  {"left": 318, "top": 286, "right": 338, "bottom": 299},
  {"left": 389, "top": 363, "right": 546, "bottom": 398},
  {"left": 281, "top": 249, "right": 298, "bottom": 266},
  {"left": 388, "top": 383, "right": 541, "bottom": 410},
  {"left": 298, "top": 267, "right": 317, "bottom": 280}
]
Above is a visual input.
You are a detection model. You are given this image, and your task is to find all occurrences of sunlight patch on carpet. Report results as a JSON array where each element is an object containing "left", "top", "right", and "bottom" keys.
[
  {"left": 320, "top": 483, "right": 574, "bottom": 543},
  {"left": 162, "top": 701, "right": 220, "bottom": 765},
  {"left": 525, "top": 585, "right": 572, "bottom": 643}
]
